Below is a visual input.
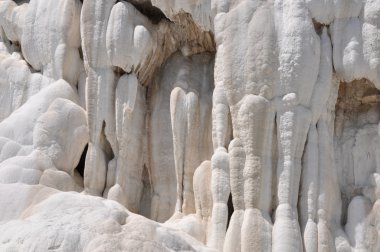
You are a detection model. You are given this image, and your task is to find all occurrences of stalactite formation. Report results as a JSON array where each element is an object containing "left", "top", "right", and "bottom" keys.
[{"left": 1, "top": 0, "right": 380, "bottom": 251}]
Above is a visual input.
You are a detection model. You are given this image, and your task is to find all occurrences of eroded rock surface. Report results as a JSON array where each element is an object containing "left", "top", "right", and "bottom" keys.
[{"left": 1, "top": 0, "right": 380, "bottom": 251}]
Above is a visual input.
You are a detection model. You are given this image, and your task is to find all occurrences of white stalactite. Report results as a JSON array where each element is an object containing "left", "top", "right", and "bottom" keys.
[{"left": 0, "top": 0, "right": 380, "bottom": 251}]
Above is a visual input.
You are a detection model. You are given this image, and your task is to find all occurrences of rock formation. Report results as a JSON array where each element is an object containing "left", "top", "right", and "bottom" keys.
[{"left": 0, "top": 0, "right": 380, "bottom": 251}]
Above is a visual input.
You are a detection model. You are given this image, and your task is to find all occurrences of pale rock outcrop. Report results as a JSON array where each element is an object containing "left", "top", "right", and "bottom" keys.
[
  {"left": 106, "top": 1, "right": 156, "bottom": 74},
  {"left": 165, "top": 160, "right": 213, "bottom": 244},
  {"left": 331, "top": 0, "right": 380, "bottom": 87},
  {"left": 0, "top": 46, "right": 54, "bottom": 121},
  {"left": 0, "top": 81, "right": 87, "bottom": 192},
  {"left": 107, "top": 73, "right": 146, "bottom": 213},
  {"left": 1, "top": 0, "right": 83, "bottom": 85},
  {"left": 223, "top": 139, "right": 244, "bottom": 252},
  {"left": 1, "top": 0, "right": 380, "bottom": 251},
  {"left": 0, "top": 0, "right": 26, "bottom": 44},
  {"left": 81, "top": 0, "right": 117, "bottom": 197},
  {"left": 208, "top": 148, "right": 230, "bottom": 251},
  {"left": 170, "top": 86, "right": 200, "bottom": 215},
  {"left": 151, "top": 0, "right": 213, "bottom": 31},
  {"left": 306, "top": 0, "right": 363, "bottom": 25},
  {"left": 0, "top": 183, "right": 214, "bottom": 252},
  {"left": 0, "top": 52, "right": 31, "bottom": 120},
  {"left": 0, "top": 80, "right": 78, "bottom": 146},
  {"left": 193, "top": 161, "right": 213, "bottom": 242},
  {"left": 150, "top": 52, "right": 213, "bottom": 222}
]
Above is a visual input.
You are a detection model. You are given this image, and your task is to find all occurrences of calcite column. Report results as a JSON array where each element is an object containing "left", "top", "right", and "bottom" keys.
[
  {"left": 212, "top": 50, "right": 230, "bottom": 151},
  {"left": 170, "top": 87, "right": 200, "bottom": 216},
  {"left": 208, "top": 147, "right": 230, "bottom": 251},
  {"left": 238, "top": 94, "right": 274, "bottom": 252},
  {"left": 81, "top": 0, "right": 117, "bottom": 196},
  {"left": 316, "top": 118, "right": 344, "bottom": 252},
  {"left": 223, "top": 138, "right": 245, "bottom": 252},
  {"left": 272, "top": 0, "right": 320, "bottom": 250},
  {"left": 151, "top": 53, "right": 213, "bottom": 222},
  {"left": 212, "top": 1, "right": 278, "bottom": 251},
  {"left": 299, "top": 125, "right": 319, "bottom": 252},
  {"left": 299, "top": 28, "right": 333, "bottom": 252},
  {"left": 209, "top": 46, "right": 232, "bottom": 250},
  {"left": 107, "top": 73, "right": 145, "bottom": 212},
  {"left": 272, "top": 97, "right": 312, "bottom": 252},
  {"left": 193, "top": 160, "right": 213, "bottom": 243}
]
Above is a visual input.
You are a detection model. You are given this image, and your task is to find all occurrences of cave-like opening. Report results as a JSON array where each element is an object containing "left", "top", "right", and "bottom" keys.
[
  {"left": 123, "top": 0, "right": 169, "bottom": 24},
  {"left": 75, "top": 144, "right": 88, "bottom": 177},
  {"left": 227, "top": 193, "right": 234, "bottom": 229}
]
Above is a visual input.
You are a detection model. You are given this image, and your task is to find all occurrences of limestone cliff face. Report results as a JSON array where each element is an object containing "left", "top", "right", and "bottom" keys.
[{"left": 0, "top": 0, "right": 380, "bottom": 251}]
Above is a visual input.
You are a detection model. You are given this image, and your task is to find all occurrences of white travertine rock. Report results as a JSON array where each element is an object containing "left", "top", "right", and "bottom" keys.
[
  {"left": 33, "top": 98, "right": 88, "bottom": 174},
  {"left": 299, "top": 27, "right": 334, "bottom": 252},
  {"left": 238, "top": 94, "right": 274, "bottom": 252},
  {"left": 170, "top": 86, "right": 200, "bottom": 215},
  {"left": 0, "top": 50, "right": 54, "bottom": 121},
  {"left": 21, "top": 0, "right": 83, "bottom": 85},
  {"left": 0, "top": 80, "right": 78, "bottom": 145},
  {"left": 0, "top": 92, "right": 87, "bottom": 192},
  {"left": 2, "top": 0, "right": 380, "bottom": 251},
  {"left": 208, "top": 148, "right": 230, "bottom": 251},
  {"left": 0, "top": 184, "right": 214, "bottom": 252},
  {"left": 107, "top": 73, "right": 146, "bottom": 213},
  {"left": 165, "top": 160, "right": 213, "bottom": 244},
  {"left": 193, "top": 161, "right": 213, "bottom": 242},
  {"left": 331, "top": 0, "right": 380, "bottom": 88},
  {"left": 0, "top": 52, "right": 31, "bottom": 121},
  {"left": 305, "top": 0, "right": 363, "bottom": 24},
  {"left": 223, "top": 139, "right": 244, "bottom": 252},
  {"left": 151, "top": 0, "right": 213, "bottom": 31},
  {"left": 149, "top": 52, "right": 213, "bottom": 222},
  {"left": 106, "top": 1, "right": 156, "bottom": 73},
  {"left": 81, "top": 0, "right": 117, "bottom": 197},
  {"left": 0, "top": 0, "right": 26, "bottom": 42},
  {"left": 345, "top": 196, "right": 374, "bottom": 251}
]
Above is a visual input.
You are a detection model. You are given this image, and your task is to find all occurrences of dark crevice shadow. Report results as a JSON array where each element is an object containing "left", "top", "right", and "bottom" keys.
[
  {"left": 126, "top": 0, "right": 169, "bottom": 24},
  {"left": 227, "top": 193, "right": 234, "bottom": 229},
  {"left": 75, "top": 144, "right": 88, "bottom": 178},
  {"left": 14, "top": 0, "right": 30, "bottom": 4}
]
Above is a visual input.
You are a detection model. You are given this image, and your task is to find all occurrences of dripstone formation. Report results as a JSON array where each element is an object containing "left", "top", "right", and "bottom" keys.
[{"left": 0, "top": 0, "right": 380, "bottom": 251}]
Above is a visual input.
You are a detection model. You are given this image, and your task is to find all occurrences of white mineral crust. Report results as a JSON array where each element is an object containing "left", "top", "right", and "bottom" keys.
[{"left": 1, "top": 0, "right": 380, "bottom": 251}]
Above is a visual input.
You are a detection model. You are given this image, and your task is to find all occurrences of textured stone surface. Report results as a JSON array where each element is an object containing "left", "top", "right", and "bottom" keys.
[{"left": 1, "top": 0, "right": 380, "bottom": 251}]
